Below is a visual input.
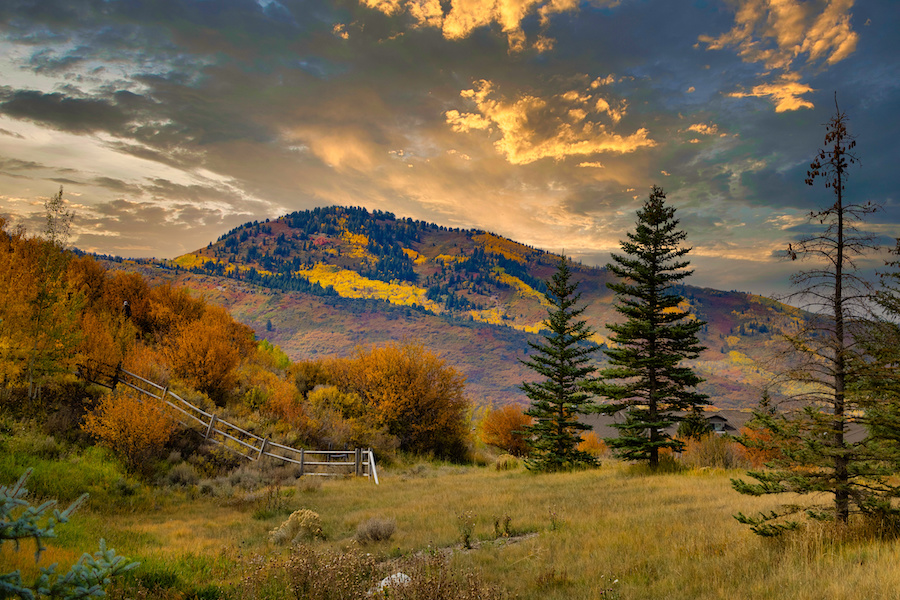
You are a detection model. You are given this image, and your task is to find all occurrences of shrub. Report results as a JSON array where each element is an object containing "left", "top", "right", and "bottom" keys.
[
  {"left": 269, "top": 509, "right": 325, "bottom": 545},
  {"left": 680, "top": 434, "right": 747, "bottom": 469},
  {"left": 165, "top": 462, "right": 200, "bottom": 487},
  {"left": 576, "top": 432, "right": 607, "bottom": 458},
  {"left": 82, "top": 388, "right": 177, "bottom": 474},
  {"left": 480, "top": 404, "right": 532, "bottom": 456},
  {"left": 495, "top": 454, "right": 519, "bottom": 471},
  {"left": 354, "top": 517, "right": 396, "bottom": 545},
  {"left": 735, "top": 426, "right": 781, "bottom": 468},
  {"left": 326, "top": 342, "right": 471, "bottom": 460},
  {"left": 164, "top": 305, "right": 255, "bottom": 405}
]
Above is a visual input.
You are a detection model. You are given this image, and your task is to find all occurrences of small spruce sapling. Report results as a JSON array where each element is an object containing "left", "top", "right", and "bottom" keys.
[{"left": 0, "top": 468, "right": 137, "bottom": 600}]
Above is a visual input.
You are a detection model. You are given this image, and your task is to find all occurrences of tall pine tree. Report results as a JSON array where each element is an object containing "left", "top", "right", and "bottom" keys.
[
  {"left": 594, "top": 185, "right": 707, "bottom": 469},
  {"left": 520, "top": 255, "right": 599, "bottom": 471}
]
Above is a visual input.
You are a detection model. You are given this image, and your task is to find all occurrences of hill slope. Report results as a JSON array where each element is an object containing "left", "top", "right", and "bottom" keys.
[{"left": 126, "top": 206, "right": 807, "bottom": 408}]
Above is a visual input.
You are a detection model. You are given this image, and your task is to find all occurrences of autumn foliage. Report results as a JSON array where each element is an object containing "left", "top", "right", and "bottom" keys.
[
  {"left": 82, "top": 388, "right": 177, "bottom": 472},
  {"left": 480, "top": 404, "right": 532, "bottom": 456},
  {"left": 1, "top": 212, "right": 480, "bottom": 466},
  {"left": 326, "top": 342, "right": 471, "bottom": 459},
  {"left": 164, "top": 304, "right": 255, "bottom": 405}
]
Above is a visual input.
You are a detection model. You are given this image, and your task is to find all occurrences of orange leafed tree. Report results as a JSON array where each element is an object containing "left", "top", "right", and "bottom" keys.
[
  {"left": 165, "top": 304, "right": 255, "bottom": 405},
  {"left": 82, "top": 388, "right": 177, "bottom": 472},
  {"left": 148, "top": 283, "right": 205, "bottom": 338},
  {"left": 103, "top": 271, "right": 152, "bottom": 333},
  {"left": 76, "top": 309, "right": 137, "bottom": 382},
  {"left": 736, "top": 426, "right": 780, "bottom": 468},
  {"left": 327, "top": 341, "right": 471, "bottom": 459},
  {"left": 481, "top": 404, "right": 532, "bottom": 456}
]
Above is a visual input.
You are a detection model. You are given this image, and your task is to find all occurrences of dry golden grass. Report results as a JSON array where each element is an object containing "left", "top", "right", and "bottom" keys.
[{"left": 35, "top": 460, "right": 900, "bottom": 599}]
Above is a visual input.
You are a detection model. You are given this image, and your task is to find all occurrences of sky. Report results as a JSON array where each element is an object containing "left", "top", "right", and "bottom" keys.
[{"left": 0, "top": 0, "right": 898, "bottom": 299}]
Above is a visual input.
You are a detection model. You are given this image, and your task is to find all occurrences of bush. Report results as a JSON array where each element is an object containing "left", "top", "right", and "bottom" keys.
[
  {"left": 354, "top": 517, "right": 396, "bottom": 545},
  {"left": 576, "top": 432, "right": 606, "bottom": 458},
  {"left": 326, "top": 342, "right": 471, "bottom": 460},
  {"left": 481, "top": 404, "right": 531, "bottom": 456},
  {"left": 681, "top": 434, "right": 747, "bottom": 469},
  {"left": 495, "top": 454, "right": 519, "bottom": 471},
  {"left": 269, "top": 509, "right": 325, "bottom": 545},
  {"left": 165, "top": 462, "right": 200, "bottom": 487},
  {"left": 82, "top": 388, "right": 177, "bottom": 474}
]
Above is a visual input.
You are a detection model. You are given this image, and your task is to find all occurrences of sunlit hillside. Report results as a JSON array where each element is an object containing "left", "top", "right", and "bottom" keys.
[{"left": 139, "top": 206, "right": 812, "bottom": 409}]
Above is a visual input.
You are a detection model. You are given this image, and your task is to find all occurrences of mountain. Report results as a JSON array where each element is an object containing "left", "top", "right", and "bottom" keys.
[{"left": 121, "top": 206, "right": 807, "bottom": 409}]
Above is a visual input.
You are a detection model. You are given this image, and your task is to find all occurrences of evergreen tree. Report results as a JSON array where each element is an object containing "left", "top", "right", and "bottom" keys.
[
  {"left": 732, "top": 96, "right": 890, "bottom": 534},
  {"left": 593, "top": 185, "right": 707, "bottom": 469},
  {"left": 520, "top": 255, "right": 599, "bottom": 471}
]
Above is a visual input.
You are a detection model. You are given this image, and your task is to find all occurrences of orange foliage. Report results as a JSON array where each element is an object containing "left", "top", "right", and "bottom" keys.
[
  {"left": 76, "top": 310, "right": 137, "bottom": 381},
  {"left": 165, "top": 305, "right": 255, "bottom": 405},
  {"left": 0, "top": 219, "right": 80, "bottom": 392},
  {"left": 103, "top": 272, "right": 152, "bottom": 332},
  {"left": 577, "top": 431, "right": 607, "bottom": 457},
  {"left": 67, "top": 255, "right": 107, "bottom": 307},
  {"left": 241, "top": 363, "right": 308, "bottom": 429},
  {"left": 82, "top": 388, "right": 177, "bottom": 472},
  {"left": 148, "top": 283, "right": 205, "bottom": 337},
  {"left": 736, "top": 426, "right": 780, "bottom": 468},
  {"left": 122, "top": 341, "right": 170, "bottom": 386},
  {"left": 327, "top": 341, "right": 471, "bottom": 459},
  {"left": 481, "top": 404, "right": 532, "bottom": 456}
]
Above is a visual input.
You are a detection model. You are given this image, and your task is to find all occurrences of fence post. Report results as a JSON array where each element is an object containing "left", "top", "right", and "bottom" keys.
[
  {"left": 111, "top": 362, "right": 121, "bottom": 390},
  {"left": 299, "top": 449, "right": 305, "bottom": 476},
  {"left": 355, "top": 448, "right": 361, "bottom": 476},
  {"left": 160, "top": 386, "right": 168, "bottom": 403},
  {"left": 368, "top": 449, "right": 379, "bottom": 485},
  {"left": 257, "top": 437, "right": 269, "bottom": 461},
  {"left": 206, "top": 415, "right": 217, "bottom": 439}
]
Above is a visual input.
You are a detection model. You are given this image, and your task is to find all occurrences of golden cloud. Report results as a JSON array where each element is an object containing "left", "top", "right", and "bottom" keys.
[
  {"left": 361, "top": 0, "right": 617, "bottom": 51},
  {"left": 728, "top": 74, "right": 815, "bottom": 112},
  {"left": 699, "top": 0, "right": 857, "bottom": 110},
  {"left": 687, "top": 123, "right": 719, "bottom": 135},
  {"left": 446, "top": 79, "right": 656, "bottom": 165}
]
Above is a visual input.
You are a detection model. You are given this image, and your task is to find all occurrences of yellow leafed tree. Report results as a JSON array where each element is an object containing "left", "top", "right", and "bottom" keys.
[{"left": 82, "top": 387, "right": 176, "bottom": 473}]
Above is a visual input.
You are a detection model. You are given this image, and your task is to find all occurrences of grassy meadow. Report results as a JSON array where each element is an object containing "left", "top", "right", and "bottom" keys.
[{"left": 5, "top": 440, "right": 900, "bottom": 600}]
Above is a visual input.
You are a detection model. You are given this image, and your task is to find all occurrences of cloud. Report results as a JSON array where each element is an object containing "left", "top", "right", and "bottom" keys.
[
  {"left": 728, "top": 73, "right": 815, "bottom": 112},
  {"left": 445, "top": 79, "right": 656, "bottom": 165},
  {"left": 699, "top": 0, "right": 858, "bottom": 111},
  {"left": 0, "top": 90, "right": 129, "bottom": 133},
  {"left": 361, "top": 0, "right": 618, "bottom": 51},
  {"left": 686, "top": 123, "right": 719, "bottom": 136}
]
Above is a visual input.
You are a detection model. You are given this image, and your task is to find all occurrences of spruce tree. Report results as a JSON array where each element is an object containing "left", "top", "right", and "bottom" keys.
[
  {"left": 594, "top": 185, "right": 707, "bottom": 469},
  {"left": 520, "top": 255, "right": 599, "bottom": 471}
]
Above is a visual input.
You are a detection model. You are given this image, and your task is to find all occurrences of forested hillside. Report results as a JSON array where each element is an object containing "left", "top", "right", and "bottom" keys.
[{"left": 158, "top": 206, "right": 811, "bottom": 409}]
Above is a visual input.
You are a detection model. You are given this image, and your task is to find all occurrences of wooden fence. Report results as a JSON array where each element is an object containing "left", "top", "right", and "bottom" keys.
[{"left": 77, "top": 362, "right": 378, "bottom": 484}]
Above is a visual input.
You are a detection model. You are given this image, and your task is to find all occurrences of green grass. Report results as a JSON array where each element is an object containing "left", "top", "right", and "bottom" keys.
[{"left": 7, "top": 440, "right": 900, "bottom": 599}]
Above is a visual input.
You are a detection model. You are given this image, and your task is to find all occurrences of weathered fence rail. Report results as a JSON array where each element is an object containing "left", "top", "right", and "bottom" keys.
[{"left": 77, "top": 362, "right": 378, "bottom": 484}]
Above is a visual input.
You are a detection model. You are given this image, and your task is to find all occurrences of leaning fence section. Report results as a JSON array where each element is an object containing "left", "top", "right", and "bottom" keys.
[{"left": 77, "top": 362, "right": 378, "bottom": 484}]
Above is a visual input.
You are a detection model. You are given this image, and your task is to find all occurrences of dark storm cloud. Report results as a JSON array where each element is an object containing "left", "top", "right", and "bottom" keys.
[{"left": 0, "top": 90, "right": 129, "bottom": 133}]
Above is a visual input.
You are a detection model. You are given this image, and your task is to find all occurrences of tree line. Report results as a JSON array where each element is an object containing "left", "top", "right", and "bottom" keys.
[{"left": 513, "top": 99, "right": 900, "bottom": 535}]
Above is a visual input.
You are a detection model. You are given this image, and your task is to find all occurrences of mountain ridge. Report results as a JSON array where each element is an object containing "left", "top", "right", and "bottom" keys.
[{"left": 112, "top": 205, "right": 806, "bottom": 409}]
